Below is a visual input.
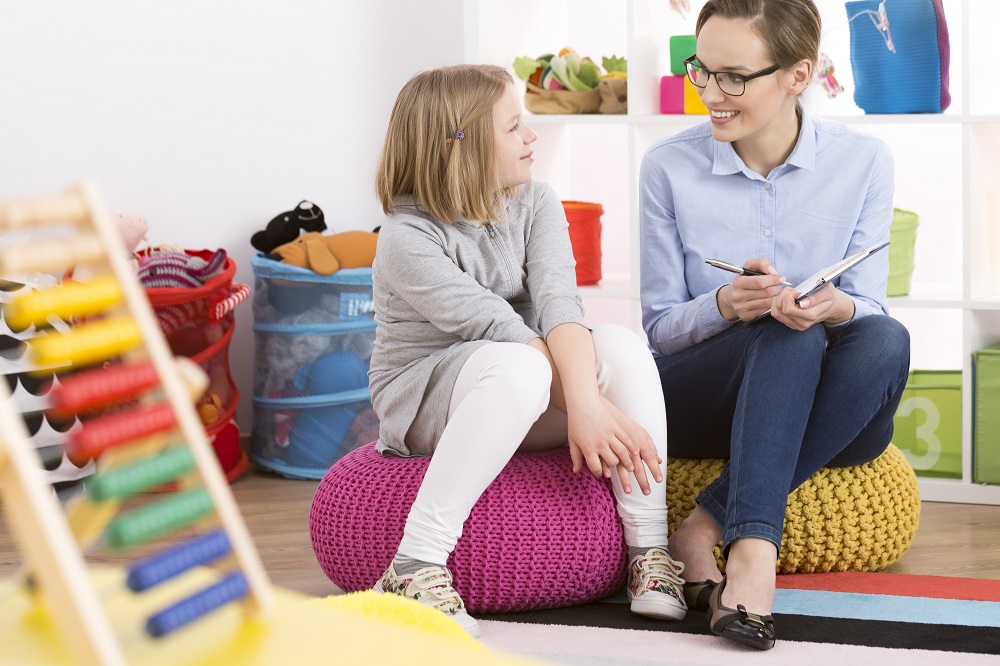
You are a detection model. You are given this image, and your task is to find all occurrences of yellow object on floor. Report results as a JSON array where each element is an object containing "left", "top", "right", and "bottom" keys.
[
  {"left": 0, "top": 568, "right": 537, "bottom": 665},
  {"left": 312, "top": 590, "right": 482, "bottom": 648}
]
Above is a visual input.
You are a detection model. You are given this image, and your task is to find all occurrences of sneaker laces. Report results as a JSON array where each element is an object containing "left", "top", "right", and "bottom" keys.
[
  {"left": 633, "top": 548, "right": 686, "bottom": 589},
  {"left": 409, "top": 566, "right": 466, "bottom": 615}
]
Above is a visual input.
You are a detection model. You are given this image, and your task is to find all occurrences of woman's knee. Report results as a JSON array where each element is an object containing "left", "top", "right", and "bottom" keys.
[
  {"left": 754, "top": 317, "right": 827, "bottom": 360},
  {"left": 868, "top": 316, "right": 910, "bottom": 366},
  {"left": 845, "top": 316, "right": 911, "bottom": 377}
]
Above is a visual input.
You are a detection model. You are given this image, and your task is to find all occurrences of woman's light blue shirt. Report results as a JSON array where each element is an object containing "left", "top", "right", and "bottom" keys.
[{"left": 639, "top": 110, "right": 895, "bottom": 357}]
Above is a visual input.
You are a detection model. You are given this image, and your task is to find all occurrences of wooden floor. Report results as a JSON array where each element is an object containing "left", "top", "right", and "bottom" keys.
[{"left": 3, "top": 467, "right": 1000, "bottom": 599}]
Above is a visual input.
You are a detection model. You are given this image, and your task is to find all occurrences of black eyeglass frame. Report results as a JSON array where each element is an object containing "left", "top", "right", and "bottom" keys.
[{"left": 683, "top": 54, "right": 782, "bottom": 97}]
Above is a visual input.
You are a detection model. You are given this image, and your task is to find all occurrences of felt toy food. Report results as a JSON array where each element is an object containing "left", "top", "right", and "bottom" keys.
[
  {"left": 267, "top": 230, "right": 378, "bottom": 276},
  {"left": 514, "top": 50, "right": 627, "bottom": 92}
]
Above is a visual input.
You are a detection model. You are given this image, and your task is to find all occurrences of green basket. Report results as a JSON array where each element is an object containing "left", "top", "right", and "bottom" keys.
[
  {"left": 892, "top": 370, "right": 961, "bottom": 478},
  {"left": 974, "top": 345, "right": 1000, "bottom": 484},
  {"left": 888, "top": 208, "right": 919, "bottom": 297}
]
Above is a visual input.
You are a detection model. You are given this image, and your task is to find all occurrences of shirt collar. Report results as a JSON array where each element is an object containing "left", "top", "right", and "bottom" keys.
[{"left": 711, "top": 106, "right": 817, "bottom": 177}]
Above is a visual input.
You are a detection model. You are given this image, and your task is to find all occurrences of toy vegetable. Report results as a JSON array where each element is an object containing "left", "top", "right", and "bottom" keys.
[{"left": 514, "top": 48, "right": 626, "bottom": 93}]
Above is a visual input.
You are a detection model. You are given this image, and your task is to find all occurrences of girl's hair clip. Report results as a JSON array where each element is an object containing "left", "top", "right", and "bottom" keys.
[{"left": 454, "top": 130, "right": 465, "bottom": 140}]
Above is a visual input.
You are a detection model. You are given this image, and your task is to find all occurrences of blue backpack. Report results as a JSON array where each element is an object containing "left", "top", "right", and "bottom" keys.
[{"left": 846, "top": 0, "right": 951, "bottom": 113}]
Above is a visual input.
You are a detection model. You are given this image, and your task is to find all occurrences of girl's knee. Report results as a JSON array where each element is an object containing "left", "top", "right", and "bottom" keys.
[
  {"left": 488, "top": 344, "right": 552, "bottom": 408},
  {"left": 591, "top": 323, "right": 653, "bottom": 364}
]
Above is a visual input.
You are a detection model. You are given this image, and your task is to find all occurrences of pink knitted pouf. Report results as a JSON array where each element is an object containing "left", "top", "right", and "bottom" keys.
[{"left": 309, "top": 443, "right": 627, "bottom": 613}]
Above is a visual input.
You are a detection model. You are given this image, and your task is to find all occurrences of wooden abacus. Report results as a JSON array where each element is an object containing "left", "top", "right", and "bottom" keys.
[
  {"left": 0, "top": 183, "right": 272, "bottom": 665},
  {"left": 0, "top": 183, "right": 532, "bottom": 666}
]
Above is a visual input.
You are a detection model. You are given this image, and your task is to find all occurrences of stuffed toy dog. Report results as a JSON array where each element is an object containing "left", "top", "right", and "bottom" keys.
[
  {"left": 267, "top": 230, "right": 378, "bottom": 276},
  {"left": 251, "top": 200, "right": 327, "bottom": 253}
]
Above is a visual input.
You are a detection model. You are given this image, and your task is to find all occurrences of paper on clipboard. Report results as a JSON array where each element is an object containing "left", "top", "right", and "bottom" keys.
[
  {"left": 791, "top": 241, "right": 889, "bottom": 303},
  {"left": 754, "top": 241, "right": 889, "bottom": 320}
]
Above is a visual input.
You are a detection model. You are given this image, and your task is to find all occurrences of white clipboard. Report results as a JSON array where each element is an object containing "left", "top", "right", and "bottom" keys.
[
  {"left": 791, "top": 241, "right": 890, "bottom": 303},
  {"left": 755, "top": 241, "right": 889, "bottom": 319}
]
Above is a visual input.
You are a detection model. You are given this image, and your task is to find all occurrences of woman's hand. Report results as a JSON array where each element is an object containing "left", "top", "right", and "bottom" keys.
[
  {"left": 771, "top": 283, "right": 855, "bottom": 330},
  {"left": 717, "top": 258, "right": 788, "bottom": 322},
  {"left": 567, "top": 396, "right": 662, "bottom": 495}
]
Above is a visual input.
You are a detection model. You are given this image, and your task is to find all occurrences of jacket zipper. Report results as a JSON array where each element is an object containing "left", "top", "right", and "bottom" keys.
[{"left": 486, "top": 222, "right": 516, "bottom": 298}]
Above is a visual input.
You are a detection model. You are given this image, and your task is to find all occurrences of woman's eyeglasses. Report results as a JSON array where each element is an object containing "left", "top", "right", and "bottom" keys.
[{"left": 684, "top": 55, "right": 781, "bottom": 97}]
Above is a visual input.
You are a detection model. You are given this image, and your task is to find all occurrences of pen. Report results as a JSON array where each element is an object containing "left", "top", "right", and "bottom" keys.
[{"left": 705, "top": 259, "right": 793, "bottom": 288}]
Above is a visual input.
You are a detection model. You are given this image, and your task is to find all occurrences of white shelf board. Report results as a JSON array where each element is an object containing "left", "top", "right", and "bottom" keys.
[
  {"left": 525, "top": 113, "right": 630, "bottom": 125},
  {"left": 887, "top": 294, "right": 965, "bottom": 309},
  {"left": 578, "top": 275, "right": 635, "bottom": 299},
  {"left": 917, "top": 477, "right": 1000, "bottom": 505},
  {"left": 967, "top": 297, "right": 1000, "bottom": 310},
  {"left": 524, "top": 113, "right": 970, "bottom": 126}
]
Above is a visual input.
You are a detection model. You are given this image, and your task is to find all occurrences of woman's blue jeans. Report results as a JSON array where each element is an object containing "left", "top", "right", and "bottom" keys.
[{"left": 655, "top": 314, "right": 910, "bottom": 554}]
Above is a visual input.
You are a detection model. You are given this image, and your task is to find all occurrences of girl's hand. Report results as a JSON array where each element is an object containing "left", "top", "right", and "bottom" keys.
[
  {"left": 718, "top": 258, "right": 789, "bottom": 322},
  {"left": 771, "top": 283, "right": 855, "bottom": 331},
  {"left": 567, "top": 398, "right": 636, "bottom": 488},
  {"left": 600, "top": 397, "right": 663, "bottom": 496},
  {"left": 567, "top": 397, "right": 663, "bottom": 495}
]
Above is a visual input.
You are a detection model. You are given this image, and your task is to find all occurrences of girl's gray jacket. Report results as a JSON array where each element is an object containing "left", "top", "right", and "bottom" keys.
[{"left": 369, "top": 180, "right": 587, "bottom": 456}]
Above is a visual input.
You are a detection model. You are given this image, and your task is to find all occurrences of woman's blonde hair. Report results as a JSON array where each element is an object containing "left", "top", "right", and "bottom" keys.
[
  {"left": 376, "top": 64, "right": 514, "bottom": 223},
  {"left": 696, "top": 0, "right": 821, "bottom": 74}
]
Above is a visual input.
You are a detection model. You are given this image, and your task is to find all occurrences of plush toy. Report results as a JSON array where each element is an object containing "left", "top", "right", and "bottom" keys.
[
  {"left": 114, "top": 212, "right": 150, "bottom": 264},
  {"left": 67, "top": 211, "right": 148, "bottom": 279},
  {"left": 816, "top": 52, "right": 845, "bottom": 99},
  {"left": 197, "top": 391, "right": 223, "bottom": 425},
  {"left": 137, "top": 248, "right": 227, "bottom": 289},
  {"left": 255, "top": 293, "right": 352, "bottom": 396},
  {"left": 287, "top": 350, "right": 369, "bottom": 468},
  {"left": 251, "top": 200, "right": 327, "bottom": 253},
  {"left": 267, "top": 230, "right": 378, "bottom": 276}
]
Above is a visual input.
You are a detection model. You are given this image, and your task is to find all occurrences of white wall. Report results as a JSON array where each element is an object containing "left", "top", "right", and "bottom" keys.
[{"left": 0, "top": 0, "right": 465, "bottom": 432}]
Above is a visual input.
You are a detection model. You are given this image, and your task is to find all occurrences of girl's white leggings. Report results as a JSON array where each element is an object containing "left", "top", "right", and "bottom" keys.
[{"left": 397, "top": 323, "right": 669, "bottom": 565}]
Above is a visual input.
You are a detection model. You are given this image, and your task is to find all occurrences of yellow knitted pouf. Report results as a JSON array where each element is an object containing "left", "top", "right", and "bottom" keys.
[{"left": 667, "top": 443, "right": 921, "bottom": 574}]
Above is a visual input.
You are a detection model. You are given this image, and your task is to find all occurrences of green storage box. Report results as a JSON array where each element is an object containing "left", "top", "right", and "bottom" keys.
[
  {"left": 888, "top": 208, "right": 919, "bottom": 297},
  {"left": 893, "top": 370, "right": 961, "bottom": 478},
  {"left": 974, "top": 345, "right": 1000, "bottom": 484},
  {"left": 669, "top": 35, "right": 696, "bottom": 75}
]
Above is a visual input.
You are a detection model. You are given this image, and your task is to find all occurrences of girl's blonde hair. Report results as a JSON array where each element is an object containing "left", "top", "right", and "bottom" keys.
[
  {"left": 376, "top": 64, "right": 514, "bottom": 223},
  {"left": 696, "top": 0, "right": 821, "bottom": 74}
]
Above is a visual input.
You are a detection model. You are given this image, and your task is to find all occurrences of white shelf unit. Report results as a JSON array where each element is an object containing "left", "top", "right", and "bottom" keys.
[{"left": 466, "top": 0, "right": 1000, "bottom": 504}]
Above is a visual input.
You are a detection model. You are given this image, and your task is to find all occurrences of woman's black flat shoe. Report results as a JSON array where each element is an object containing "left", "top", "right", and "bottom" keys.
[
  {"left": 683, "top": 579, "right": 718, "bottom": 612},
  {"left": 705, "top": 577, "right": 776, "bottom": 650}
]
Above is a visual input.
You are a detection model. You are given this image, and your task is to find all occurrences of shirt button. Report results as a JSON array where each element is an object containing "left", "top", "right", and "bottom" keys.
[
  {"left": 763, "top": 182, "right": 772, "bottom": 189},
  {"left": 764, "top": 228, "right": 772, "bottom": 237}
]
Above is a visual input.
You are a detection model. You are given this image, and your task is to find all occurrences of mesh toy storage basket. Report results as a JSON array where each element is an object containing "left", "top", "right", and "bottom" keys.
[
  {"left": 142, "top": 249, "right": 250, "bottom": 482},
  {"left": 250, "top": 255, "right": 378, "bottom": 479}
]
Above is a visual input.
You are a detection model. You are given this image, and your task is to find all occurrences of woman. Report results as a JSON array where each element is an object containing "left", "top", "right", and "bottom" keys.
[{"left": 640, "top": 0, "right": 910, "bottom": 650}]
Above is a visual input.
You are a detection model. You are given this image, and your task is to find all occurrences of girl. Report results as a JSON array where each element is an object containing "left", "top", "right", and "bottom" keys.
[
  {"left": 639, "top": 0, "right": 910, "bottom": 651},
  {"left": 369, "top": 64, "right": 686, "bottom": 637}
]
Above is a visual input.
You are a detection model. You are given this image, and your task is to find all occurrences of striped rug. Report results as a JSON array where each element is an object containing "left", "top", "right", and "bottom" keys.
[{"left": 477, "top": 573, "right": 1000, "bottom": 664}]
